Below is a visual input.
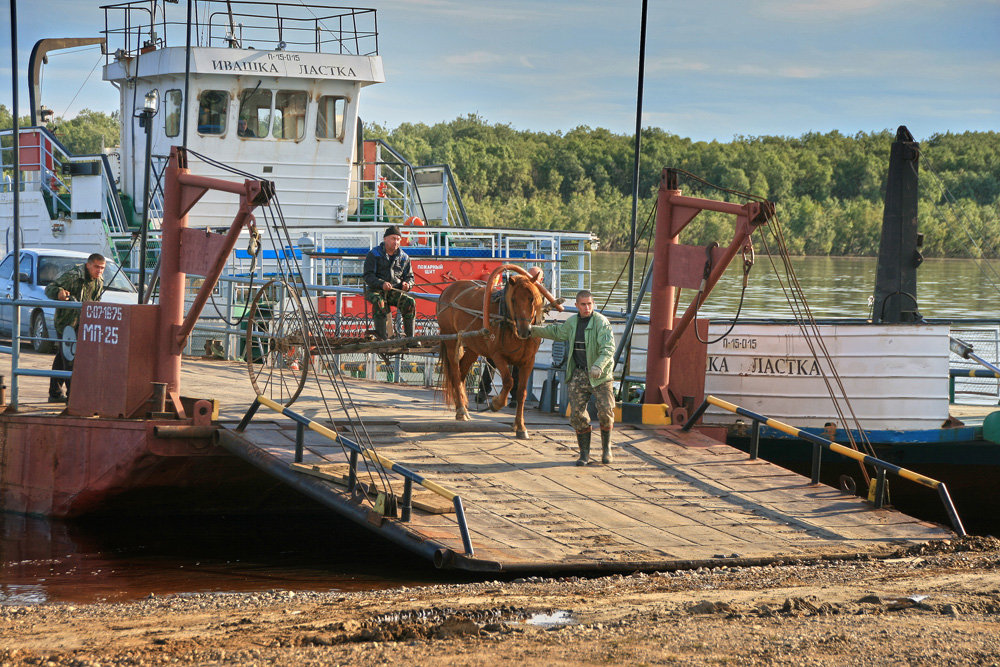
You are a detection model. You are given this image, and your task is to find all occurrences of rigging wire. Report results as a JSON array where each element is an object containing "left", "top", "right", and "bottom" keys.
[
  {"left": 599, "top": 198, "right": 657, "bottom": 312},
  {"left": 259, "top": 192, "right": 398, "bottom": 500},
  {"left": 755, "top": 215, "right": 877, "bottom": 483},
  {"left": 183, "top": 148, "right": 398, "bottom": 506},
  {"left": 667, "top": 169, "right": 878, "bottom": 484}
]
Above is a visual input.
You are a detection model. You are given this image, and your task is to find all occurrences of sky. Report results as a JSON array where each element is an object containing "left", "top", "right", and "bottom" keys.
[{"left": 0, "top": 0, "right": 997, "bottom": 142}]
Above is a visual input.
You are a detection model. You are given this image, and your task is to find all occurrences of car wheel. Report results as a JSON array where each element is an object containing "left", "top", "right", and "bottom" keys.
[{"left": 31, "top": 312, "right": 54, "bottom": 353}]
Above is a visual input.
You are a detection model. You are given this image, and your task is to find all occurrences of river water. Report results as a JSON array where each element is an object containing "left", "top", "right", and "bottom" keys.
[
  {"left": 590, "top": 252, "right": 1000, "bottom": 320},
  {"left": 3, "top": 254, "right": 999, "bottom": 604}
]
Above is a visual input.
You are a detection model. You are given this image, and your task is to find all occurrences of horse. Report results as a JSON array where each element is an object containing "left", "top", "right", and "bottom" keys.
[{"left": 437, "top": 267, "right": 551, "bottom": 439}]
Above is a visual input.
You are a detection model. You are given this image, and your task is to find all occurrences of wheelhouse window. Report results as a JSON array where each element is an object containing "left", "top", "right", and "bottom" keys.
[
  {"left": 164, "top": 89, "right": 182, "bottom": 137},
  {"left": 273, "top": 90, "right": 307, "bottom": 140},
  {"left": 197, "top": 90, "right": 229, "bottom": 135},
  {"left": 238, "top": 87, "right": 271, "bottom": 138},
  {"left": 316, "top": 96, "right": 347, "bottom": 140}
]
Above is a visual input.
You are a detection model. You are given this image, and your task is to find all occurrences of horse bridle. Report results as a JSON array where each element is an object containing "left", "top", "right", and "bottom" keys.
[{"left": 503, "top": 281, "right": 544, "bottom": 335}]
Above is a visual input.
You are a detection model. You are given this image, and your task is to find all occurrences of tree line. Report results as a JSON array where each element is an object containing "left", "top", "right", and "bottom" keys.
[
  {"left": 369, "top": 116, "right": 1000, "bottom": 258},
  {"left": 4, "top": 106, "right": 998, "bottom": 257}
]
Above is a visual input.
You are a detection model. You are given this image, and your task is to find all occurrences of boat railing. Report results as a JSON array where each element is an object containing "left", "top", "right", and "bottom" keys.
[
  {"left": 0, "top": 126, "right": 130, "bottom": 248},
  {"left": 949, "top": 326, "right": 1000, "bottom": 403},
  {"left": 100, "top": 153, "right": 131, "bottom": 237},
  {"left": 683, "top": 394, "right": 966, "bottom": 537},
  {"left": 102, "top": 1, "right": 378, "bottom": 59},
  {"left": 0, "top": 297, "right": 79, "bottom": 385},
  {"left": 238, "top": 394, "right": 475, "bottom": 557},
  {"left": 0, "top": 126, "right": 70, "bottom": 216}
]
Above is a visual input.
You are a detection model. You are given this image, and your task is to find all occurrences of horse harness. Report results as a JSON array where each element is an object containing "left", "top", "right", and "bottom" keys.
[{"left": 439, "top": 281, "right": 542, "bottom": 334}]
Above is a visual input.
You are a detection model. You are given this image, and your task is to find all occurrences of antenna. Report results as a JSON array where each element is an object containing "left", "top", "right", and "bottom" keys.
[{"left": 225, "top": 0, "right": 239, "bottom": 47}]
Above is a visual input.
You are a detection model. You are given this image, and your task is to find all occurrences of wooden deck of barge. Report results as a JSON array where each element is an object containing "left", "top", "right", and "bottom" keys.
[{"left": 7, "top": 351, "right": 954, "bottom": 572}]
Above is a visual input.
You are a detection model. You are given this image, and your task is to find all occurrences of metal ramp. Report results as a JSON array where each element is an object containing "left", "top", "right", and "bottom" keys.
[{"left": 218, "top": 381, "right": 952, "bottom": 572}]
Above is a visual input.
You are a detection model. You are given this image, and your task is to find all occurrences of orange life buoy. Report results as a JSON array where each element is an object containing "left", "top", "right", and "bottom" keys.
[{"left": 403, "top": 216, "right": 428, "bottom": 246}]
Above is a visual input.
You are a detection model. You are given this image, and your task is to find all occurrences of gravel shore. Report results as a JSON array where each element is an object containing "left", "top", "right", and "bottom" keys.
[{"left": 3, "top": 536, "right": 1000, "bottom": 666}]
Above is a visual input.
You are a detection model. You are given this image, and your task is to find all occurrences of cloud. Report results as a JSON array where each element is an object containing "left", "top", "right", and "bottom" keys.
[
  {"left": 755, "top": 0, "right": 911, "bottom": 20},
  {"left": 645, "top": 58, "right": 711, "bottom": 74},
  {"left": 444, "top": 51, "right": 505, "bottom": 66}
]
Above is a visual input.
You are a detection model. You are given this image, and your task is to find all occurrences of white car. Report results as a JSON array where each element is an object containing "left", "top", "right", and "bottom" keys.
[{"left": 0, "top": 248, "right": 138, "bottom": 352}]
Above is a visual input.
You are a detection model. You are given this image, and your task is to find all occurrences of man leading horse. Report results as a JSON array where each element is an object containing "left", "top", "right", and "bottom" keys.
[{"left": 530, "top": 289, "right": 616, "bottom": 465}]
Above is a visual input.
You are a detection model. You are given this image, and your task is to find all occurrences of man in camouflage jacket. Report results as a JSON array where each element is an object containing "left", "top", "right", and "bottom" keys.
[
  {"left": 531, "top": 289, "right": 616, "bottom": 466},
  {"left": 43, "top": 253, "right": 106, "bottom": 402}
]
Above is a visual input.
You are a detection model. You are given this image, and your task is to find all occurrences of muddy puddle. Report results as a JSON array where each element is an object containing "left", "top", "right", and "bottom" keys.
[{"left": 0, "top": 513, "right": 468, "bottom": 605}]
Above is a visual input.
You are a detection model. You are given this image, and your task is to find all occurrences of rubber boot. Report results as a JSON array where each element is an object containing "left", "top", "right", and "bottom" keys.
[
  {"left": 601, "top": 428, "right": 613, "bottom": 464},
  {"left": 403, "top": 317, "right": 415, "bottom": 339},
  {"left": 575, "top": 429, "right": 591, "bottom": 466},
  {"left": 373, "top": 315, "right": 388, "bottom": 340}
]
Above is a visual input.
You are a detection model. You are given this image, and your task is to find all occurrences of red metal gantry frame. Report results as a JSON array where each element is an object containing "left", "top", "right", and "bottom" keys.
[
  {"left": 68, "top": 146, "right": 273, "bottom": 419},
  {"left": 644, "top": 169, "right": 772, "bottom": 422}
]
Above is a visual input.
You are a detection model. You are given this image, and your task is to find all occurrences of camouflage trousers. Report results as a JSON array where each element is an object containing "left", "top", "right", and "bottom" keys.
[
  {"left": 568, "top": 368, "right": 615, "bottom": 432},
  {"left": 366, "top": 289, "right": 416, "bottom": 319}
]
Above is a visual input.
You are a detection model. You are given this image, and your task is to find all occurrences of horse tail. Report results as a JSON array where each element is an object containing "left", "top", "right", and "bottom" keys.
[{"left": 439, "top": 340, "right": 456, "bottom": 407}]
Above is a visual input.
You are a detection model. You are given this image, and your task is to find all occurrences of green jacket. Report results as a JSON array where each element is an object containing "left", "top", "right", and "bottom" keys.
[
  {"left": 532, "top": 312, "right": 616, "bottom": 386},
  {"left": 44, "top": 264, "right": 103, "bottom": 333}
]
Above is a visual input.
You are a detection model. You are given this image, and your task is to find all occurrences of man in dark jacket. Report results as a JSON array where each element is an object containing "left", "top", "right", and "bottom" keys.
[
  {"left": 363, "top": 225, "right": 415, "bottom": 339},
  {"left": 43, "top": 253, "right": 106, "bottom": 402}
]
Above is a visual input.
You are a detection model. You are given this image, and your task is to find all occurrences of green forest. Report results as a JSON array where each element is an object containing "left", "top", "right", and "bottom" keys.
[
  {"left": 368, "top": 116, "right": 1000, "bottom": 258},
  {"left": 4, "top": 106, "right": 998, "bottom": 257}
]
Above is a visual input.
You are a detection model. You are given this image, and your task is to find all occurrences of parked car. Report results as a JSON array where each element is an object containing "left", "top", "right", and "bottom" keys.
[{"left": 0, "top": 248, "right": 138, "bottom": 352}]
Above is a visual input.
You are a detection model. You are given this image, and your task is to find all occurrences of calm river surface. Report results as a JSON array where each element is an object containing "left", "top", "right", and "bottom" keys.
[
  {"left": 590, "top": 252, "right": 1000, "bottom": 320},
  {"left": 3, "top": 254, "right": 998, "bottom": 604}
]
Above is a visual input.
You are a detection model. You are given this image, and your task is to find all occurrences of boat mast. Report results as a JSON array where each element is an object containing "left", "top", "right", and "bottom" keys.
[{"left": 627, "top": 0, "right": 648, "bottom": 308}]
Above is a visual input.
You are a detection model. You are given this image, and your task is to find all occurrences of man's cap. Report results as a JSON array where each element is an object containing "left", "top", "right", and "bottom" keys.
[{"left": 384, "top": 225, "right": 402, "bottom": 238}]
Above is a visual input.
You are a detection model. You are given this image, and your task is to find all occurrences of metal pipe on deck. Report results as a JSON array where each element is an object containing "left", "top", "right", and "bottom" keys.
[{"left": 152, "top": 425, "right": 218, "bottom": 439}]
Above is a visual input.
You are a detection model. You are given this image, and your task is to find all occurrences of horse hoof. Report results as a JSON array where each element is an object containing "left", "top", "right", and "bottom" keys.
[
  {"left": 490, "top": 398, "right": 503, "bottom": 412},
  {"left": 516, "top": 430, "right": 528, "bottom": 440},
  {"left": 456, "top": 410, "right": 470, "bottom": 421}
]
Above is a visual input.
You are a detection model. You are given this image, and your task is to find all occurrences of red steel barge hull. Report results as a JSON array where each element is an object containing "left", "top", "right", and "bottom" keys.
[{"left": 0, "top": 414, "right": 310, "bottom": 517}]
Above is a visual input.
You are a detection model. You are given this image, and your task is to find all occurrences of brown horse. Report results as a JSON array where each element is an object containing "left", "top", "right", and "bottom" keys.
[{"left": 437, "top": 269, "right": 547, "bottom": 439}]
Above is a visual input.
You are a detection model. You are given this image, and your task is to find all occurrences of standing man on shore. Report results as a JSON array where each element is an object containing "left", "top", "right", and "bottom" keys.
[
  {"left": 531, "top": 289, "right": 616, "bottom": 465},
  {"left": 43, "top": 253, "right": 106, "bottom": 402},
  {"left": 363, "top": 225, "right": 416, "bottom": 340}
]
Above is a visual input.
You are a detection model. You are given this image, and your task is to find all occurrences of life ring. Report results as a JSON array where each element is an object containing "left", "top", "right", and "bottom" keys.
[{"left": 403, "top": 216, "right": 428, "bottom": 246}]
